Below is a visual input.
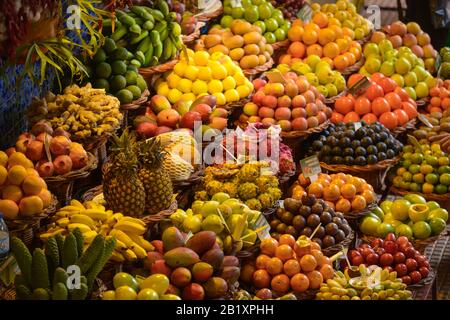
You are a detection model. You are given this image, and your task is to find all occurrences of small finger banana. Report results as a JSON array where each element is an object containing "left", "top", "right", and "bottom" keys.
[
  {"left": 106, "top": 213, "right": 124, "bottom": 226},
  {"left": 39, "top": 228, "right": 65, "bottom": 241},
  {"left": 131, "top": 244, "right": 147, "bottom": 259},
  {"left": 60, "top": 205, "right": 83, "bottom": 212},
  {"left": 70, "top": 199, "right": 85, "bottom": 209},
  {"left": 123, "top": 249, "right": 137, "bottom": 261},
  {"left": 81, "top": 209, "right": 108, "bottom": 221},
  {"left": 109, "top": 229, "right": 135, "bottom": 248},
  {"left": 120, "top": 216, "right": 146, "bottom": 227},
  {"left": 70, "top": 214, "right": 96, "bottom": 229},
  {"left": 128, "top": 234, "right": 154, "bottom": 251},
  {"left": 111, "top": 251, "right": 125, "bottom": 262},
  {"left": 82, "top": 230, "right": 98, "bottom": 243},
  {"left": 114, "top": 240, "right": 128, "bottom": 251},
  {"left": 67, "top": 223, "right": 91, "bottom": 233},
  {"left": 113, "top": 221, "right": 146, "bottom": 235},
  {"left": 56, "top": 218, "right": 70, "bottom": 227}
]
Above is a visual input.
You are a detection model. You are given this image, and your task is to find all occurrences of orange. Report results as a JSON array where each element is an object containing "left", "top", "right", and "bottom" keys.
[
  {"left": 306, "top": 44, "right": 323, "bottom": 57},
  {"left": 379, "top": 111, "right": 399, "bottom": 130},
  {"left": 354, "top": 96, "right": 371, "bottom": 115},
  {"left": 323, "top": 184, "right": 341, "bottom": 201},
  {"left": 341, "top": 183, "right": 357, "bottom": 199},
  {"left": 290, "top": 273, "right": 310, "bottom": 293},
  {"left": 299, "top": 254, "right": 317, "bottom": 272},
  {"left": 288, "top": 26, "right": 304, "bottom": 42},
  {"left": 310, "top": 241, "right": 321, "bottom": 251},
  {"left": 306, "top": 270, "right": 323, "bottom": 289},
  {"left": 283, "top": 259, "right": 301, "bottom": 277},
  {"left": 253, "top": 269, "right": 271, "bottom": 289},
  {"left": 334, "top": 96, "right": 354, "bottom": 114},
  {"left": 313, "top": 12, "right": 329, "bottom": 28},
  {"left": 402, "top": 102, "right": 418, "bottom": 119},
  {"left": 442, "top": 98, "right": 450, "bottom": 110},
  {"left": 308, "top": 182, "right": 324, "bottom": 198},
  {"left": 319, "top": 264, "right": 334, "bottom": 281},
  {"left": 430, "top": 97, "right": 441, "bottom": 107},
  {"left": 361, "top": 189, "right": 376, "bottom": 204},
  {"left": 342, "top": 27, "right": 355, "bottom": 39},
  {"left": 256, "top": 254, "right": 271, "bottom": 269},
  {"left": 429, "top": 87, "right": 441, "bottom": 97},
  {"left": 336, "top": 38, "right": 350, "bottom": 54},
  {"left": 275, "top": 244, "right": 294, "bottom": 262},
  {"left": 278, "top": 234, "right": 296, "bottom": 248},
  {"left": 335, "top": 197, "right": 351, "bottom": 213},
  {"left": 351, "top": 177, "right": 364, "bottom": 193},
  {"left": 271, "top": 274, "right": 290, "bottom": 293},
  {"left": 240, "top": 263, "right": 256, "bottom": 283},
  {"left": 349, "top": 47, "right": 362, "bottom": 60},
  {"left": 292, "top": 19, "right": 303, "bottom": 27},
  {"left": 343, "top": 52, "right": 356, "bottom": 66},
  {"left": 266, "top": 257, "right": 284, "bottom": 276},
  {"left": 333, "top": 55, "right": 349, "bottom": 70},
  {"left": 279, "top": 54, "right": 292, "bottom": 65},
  {"left": 321, "top": 57, "right": 334, "bottom": 68},
  {"left": 372, "top": 97, "right": 390, "bottom": 116},
  {"left": 329, "top": 25, "right": 343, "bottom": 39},
  {"left": 260, "top": 238, "right": 279, "bottom": 257},
  {"left": 318, "top": 28, "right": 336, "bottom": 46},
  {"left": 302, "top": 30, "right": 318, "bottom": 46},
  {"left": 288, "top": 42, "right": 306, "bottom": 59},
  {"left": 351, "top": 195, "right": 367, "bottom": 211},
  {"left": 311, "top": 249, "right": 324, "bottom": 267},
  {"left": 323, "top": 42, "right": 340, "bottom": 59},
  {"left": 362, "top": 183, "right": 374, "bottom": 192},
  {"left": 303, "top": 22, "right": 320, "bottom": 33}
]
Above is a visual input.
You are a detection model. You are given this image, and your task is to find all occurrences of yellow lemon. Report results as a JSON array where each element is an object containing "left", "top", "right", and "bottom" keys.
[
  {"left": 180, "top": 93, "right": 196, "bottom": 102},
  {"left": 213, "top": 92, "right": 226, "bottom": 105},
  {"left": 210, "top": 52, "right": 224, "bottom": 61},
  {"left": 168, "top": 88, "right": 183, "bottom": 103},
  {"left": 167, "top": 73, "right": 181, "bottom": 88},
  {"left": 244, "top": 79, "right": 254, "bottom": 92},
  {"left": 224, "top": 89, "right": 240, "bottom": 102},
  {"left": 173, "top": 62, "right": 186, "bottom": 77},
  {"left": 198, "top": 66, "right": 212, "bottom": 81},
  {"left": 208, "top": 80, "right": 223, "bottom": 94},
  {"left": 234, "top": 72, "right": 247, "bottom": 86},
  {"left": 236, "top": 85, "right": 251, "bottom": 99},
  {"left": 157, "top": 82, "right": 170, "bottom": 96},
  {"left": 223, "top": 61, "right": 237, "bottom": 76},
  {"left": 194, "top": 51, "right": 210, "bottom": 66},
  {"left": 212, "top": 65, "right": 228, "bottom": 80},
  {"left": 179, "top": 79, "right": 193, "bottom": 93},
  {"left": 222, "top": 76, "right": 236, "bottom": 91},
  {"left": 192, "top": 80, "right": 208, "bottom": 95},
  {"left": 184, "top": 65, "right": 199, "bottom": 81}
]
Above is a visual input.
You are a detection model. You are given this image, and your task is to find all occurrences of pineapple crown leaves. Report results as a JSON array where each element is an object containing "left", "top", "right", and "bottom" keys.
[
  {"left": 108, "top": 128, "right": 140, "bottom": 174},
  {"left": 136, "top": 137, "right": 166, "bottom": 168}
]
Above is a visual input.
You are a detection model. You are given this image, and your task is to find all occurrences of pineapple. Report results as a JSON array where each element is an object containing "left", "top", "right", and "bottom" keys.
[
  {"left": 238, "top": 164, "right": 260, "bottom": 182},
  {"left": 103, "top": 130, "right": 146, "bottom": 217},
  {"left": 137, "top": 138, "right": 174, "bottom": 214},
  {"left": 238, "top": 182, "right": 259, "bottom": 200}
]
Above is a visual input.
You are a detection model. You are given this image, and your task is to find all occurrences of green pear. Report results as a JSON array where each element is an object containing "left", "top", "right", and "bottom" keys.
[
  {"left": 212, "top": 192, "right": 231, "bottom": 203},
  {"left": 191, "top": 201, "right": 204, "bottom": 215},
  {"left": 201, "top": 200, "right": 220, "bottom": 218},
  {"left": 380, "top": 61, "right": 395, "bottom": 76}
]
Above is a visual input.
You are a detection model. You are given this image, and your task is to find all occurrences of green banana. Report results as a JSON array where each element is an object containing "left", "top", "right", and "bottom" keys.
[
  {"left": 116, "top": 10, "right": 136, "bottom": 26},
  {"left": 150, "top": 30, "right": 161, "bottom": 46},
  {"left": 160, "top": 28, "right": 169, "bottom": 42},
  {"left": 156, "top": 0, "right": 170, "bottom": 17},
  {"left": 131, "top": 6, "right": 154, "bottom": 21},
  {"left": 137, "top": 36, "right": 151, "bottom": 53},
  {"left": 143, "top": 20, "right": 154, "bottom": 30},
  {"left": 161, "top": 37, "right": 173, "bottom": 62},
  {"left": 148, "top": 9, "right": 165, "bottom": 21},
  {"left": 130, "top": 59, "right": 142, "bottom": 68},
  {"left": 110, "top": 25, "right": 127, "bottom": 42},
  {"left": 135, "top": 51, "right": 146, "bottom": 65},
  {"left": 154, "top": 43, "right": 163, "bottom": 59},
  {"left": 130, "top": 30, "right": 149, "bottom": 45},
  {"left": 143, "top": 43, "right": 154, "bottom": 67},
  {"left": 149, "top": 56, "right": 159, "bottom": 67},
  {"left": 170, "top": 22, "right": 181, "bottom": 37},
  {"left": 154, "top": 21, "right": 167, "bottom": 34}
]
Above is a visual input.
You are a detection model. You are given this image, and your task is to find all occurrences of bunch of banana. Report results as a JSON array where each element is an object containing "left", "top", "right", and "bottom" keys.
[
  {"left": 316, "top": 265, "right": 413, "bottom": 300},
  {"left": 40, "top": 199, "right": 154, "bottom": 263},
  {"left": 106, "top": 0, "right": 183, "bottom": 68}
]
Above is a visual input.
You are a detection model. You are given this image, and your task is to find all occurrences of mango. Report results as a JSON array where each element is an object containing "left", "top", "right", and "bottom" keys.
[
  {"left": 222, "top": 256, "right": 239, "bottom": 268},
  {"left": 192, "top": 262, "right": 214, "bottom": 282},
  {"left": 243, "top": 32, "right": 262, "bottom": 45},
  {"left": 204, "top": 34, "right": 222, "bottom": 48},
  {"left": 239, "top": 55, "right": 259, "bottom": 69},
  {"left": 164, "top": 247, "right": 200, "bottom": 268},
  {"left": 191, "top": 95, "right": 217, "bottom": 108},
  {"left": 201, "top": 248, "right": 224, "bottom": 272},
  {"left": 223, "top": 35, "right": 244, "bottom": 50},
  {"left": 203, "top": 277, "right": 228, "bottom": 299},
  {"left": 208, "top": 44, "right": 229, "bottom": 55},
  {"left": 186, "top": 231, "right": 216, "bottom": 255},
  {"left": 231, "top": 20, "right": 252, "bottom": 35},
  {"left": 244, "top": 44, "right": 260, "bottom": 56},
  {"left": 220, "top": 266, "right": 240, "bottom": 285},
  {"left": 229, "top": 48, "right": 245, "bottom": 61},
  {"left": 150, "top": 95, "right": 171, "bottom": 114},
  {"left": 162, "top": 227, "right": 185, "bottom": 251}
]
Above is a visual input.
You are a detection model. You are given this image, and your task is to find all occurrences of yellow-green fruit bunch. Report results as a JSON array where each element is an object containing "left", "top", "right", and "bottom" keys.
[
  {"left": 155, "top": 49, "right": 254, "bottom": 106},
  {"left": 316, "top": 265, "right": 413, "bottom": 300}
]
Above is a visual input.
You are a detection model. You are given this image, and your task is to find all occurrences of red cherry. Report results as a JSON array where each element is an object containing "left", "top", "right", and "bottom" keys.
[
  {"left": 375, "top": 247, "right": 385, "bottom": 256},
  {"left": 371, "top": 238, "right": 384, "bottom": 248},
  {"left": 393, "top": 252, "right": 406, "bottom": 264},
  {"left": 405, "top": 247, "right": 416, "bottom": 258},
  {"left": 409, "top": 271, "right": 422, "bottom": 284},
  {"left": 405, "top": 258, "right": 418, "bottom": 272},
  {"left": 352, "top": 255, "right": 365, "bottom": 266},
  {"left": 395, "top": 263, "right": 408, "bottom": 277},
  {"left": 398, "top": 243, "right": 411, "bottom": 253},
  {"left": 401, "top": 275, "right": 412, "bottom": 285},
  {"left": 360, "top": 244, "right": 371, "bottom": 249},
  {"left": 350, "top": 250, "right": 362, "bottom": 259},
  {"left": 366, "top": 253, "right": 380, "bottom": 265},
  {"left": 383, "top": 241, "right": 398, "bottom": 254},
  {"left": 379, "top": 253, "right": 394, "bottom": 267},
  {"left": 419, "top": 267, "right": 429, "bottom": 278},
  {"left": 385, "top": 233, "right": 397, "bottom": 242},
  {"left": 396, "top": 236, "right": 409, "bottom": 247},
  {"left": 362, "top": 247, "right": 375, "bottom": 258},
  {"left": 419, "top": 259, "right": 430, "bottom": 269}
]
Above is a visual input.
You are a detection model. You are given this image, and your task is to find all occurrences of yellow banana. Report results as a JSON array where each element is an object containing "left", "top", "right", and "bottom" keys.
[
  {"left": 123, "top": 249, "right": 137, "bottom": 261},
  {"left": 114, "top": 239, "right": 128, "bottom": 251},
  {"left": 70, "top": 199, "right": 85, "bottom": 209},
  {"left": 113, "top": 221, "right": 146, "bottom": 235},
  {"left": 120, "top": 216, "right": 146, "bottom": 227},
  {"left": 96, "top": 205, "right": 106, "bottom": 211},
  {"left": 84, "top": 201, "right": 99, "bottom": 209},
  {"left": 39, "top": 228, "right": 65, "bottom": 241},
  {"left": 99, "top": 225, "right": 111, "bottom": 236},
  {"left": 60, "top": 205, "right": 83, "bottom": 212},
  {"left": 67, "top": 223, "right": 91, "bottom": 233},
  {"left": 70, "top": 214, "right": 96, "bottom": 229},
  {"left": 82, "top": 230, "right": 98, "bottom": 243},
  {"left": 111, "top": 251, "right": 125, "bottom": 262},
  {"left": 131, "top": 244, "right": 147, "bottom": 259},
  {"left": 106, "top": 213, "right": 124, "bottom": 226},
  {"left": 81, "top": 209, "right": 108, "bottom": 221},
  {"left": 55, "top": 211, "right": 78, "bottom": 218},
  {"left": 109, "top": 229, "right": 135, "bottom": 248},
  {"left": 128, "top": 234, "right": 154, "bottom": 251},
  {"left": 56, "top": 218, "right": 70, "bottom": 227}
]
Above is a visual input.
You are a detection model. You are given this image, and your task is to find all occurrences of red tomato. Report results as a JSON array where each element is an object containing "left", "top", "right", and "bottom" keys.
[
  {"left": 354, "top": 96, "right": 371, "bottom": 115},
  {"left": 372, "top": 97, "right": 391, "bottom": 116}
]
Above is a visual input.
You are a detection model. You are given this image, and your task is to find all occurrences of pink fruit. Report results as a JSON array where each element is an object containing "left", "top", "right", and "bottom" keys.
[
  {"left": 291, "top": 108, "right": 307, "bottom": 119},
  {"left": 155, "top": 126, "right": 173, "bottom": 135},
  {"left": 191, "top": 104, "right": 212, "bottom": 122},
  {"left": 182, "top": 283, "right": 205, "bottom": 300},
  {"left": 143, "top": 251, "right": 164, "bottom": 270},
  {"left": 210, "top": 107, "right": 228, "bottom": 119},
  {"left": 261, "top": 118, "right": 277, "bottom": 126},
  {"left": 36, "top": 160, "right": 54, "bottom": 177},
  {"left": 258, "top": 106, "right": 275, "bottom": 118},
  {"left": 262, "top": 95, "right": 278, "bottom": 109},
  {"left": 151, "top": 240, "right": 164, "bottom": 254},
  {"left": 252, "top": 91, "right": 265, "bottom": 105},
  {"left": 151, "top": 260, "right": 172, "bottom": 276},
  {"left": 26, "top": 140, "right": 44, "bottom": 161},
  {"left": 136, "top": 122, "right": 158, "bottom": 138},
  {"left": 69, "top": 147, "right": 88, "bottom": 169},
  {"left": 49, "top": 136, "right": 71, "bottom": 156},
  {"left": 180, "top": 111, "right": 202, "bottom": 130},
  {"left": 291, "top": 117, "right": 308, "bottom": 131},
  {"left": 172, "top": 100, "right": 191, "bottom": 116},
  {"left": 402, "top": 33, "right": 417, "bottom": 47},
  {"left": 278, "top": 120, "right": 292, "bottom": 131},
  {"left": 305, "top": 103, "right": 319, "bottom": 116},
  {"left": 277, "top": 95, "right": 292, "bottom": 108},
  {"left": 157, "top": 109, "right": 180, "bottom": 128},
  {"left": 274, "top": 107, "right": 291, "bottom": 120},
  {"left": 36, "top": 133, "right": 53, "bottom": 144},
  {"left": 252, "top": 78, "right": 267, "bottom": 90},
  {"left": 53, "top": 155, "right": 72, "bottom": 175}
]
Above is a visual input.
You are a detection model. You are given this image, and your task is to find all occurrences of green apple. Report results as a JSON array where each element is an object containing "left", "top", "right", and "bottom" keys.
[
  {"left": 376, "top": 222, "right": 395, "bottom": 238},
  {"left": 429, "top": 218, "right": 446, "bottom": 235},
  {"left": 317, "top": 67, "right": 334, "bottom": 85},
  {"left": 363, "top": 43, "right": 380, "bottom": 58},
  {"left": 372, "top": 206, "right": 385, "bottom": 221},
  {"left": 405, "top": 86, "right": 417, "bottom": 100},
  {"left": 202, "top": 214, "right": 224, "bottom": 234},
  {"left": 364, "top": 56, "right": 381, "bottom": 73},
  {"left": 360, "top": 216, "right": 381, "bottom": 236},
  {"left": 391, "top": 74, "right": 405, "bottom": 87},
  {"left": 382, "top": 49, "right": 398, "bottom": 61},
  {"left": 426, "top": 201, "right": 441, "bottom": 212},
  {"left": 395, "top": 57, "right": 412, "bottom": 75},
  {"left": 378, "top": 39, "right": 394, "bottom": 53},
  {"left": 305, "top": 55, "right": 321, "bottom": 71},
  {"left": 182, "top": 215, "right": 202, "bottom": 233},
  {"left": 390, "top": 199, "right": 412, "bottom": 221},
  {"left": 380, "top": 61, "right": 395, "bottom": 76},
  {"left": 305, "top": 73, "right": 319, "bottom": 87},
  {"left": 291, "top": 61, "right": 312, "bottom": 75},
  {"left": 412, "top": 65, "right": 428, "bottom": 81},
  {"left": 201, "top": 200, "right": 220, "bottom": 217},
  {"left": 404, "top": 72, "right": 418, "bottom": 87},
  {"left": 380, "top": 200, "right": 393, "bottom": 214},
  {"left": 398, "top": 46, "right": 412, "bottom": 56},
  {"left": 191, "top": 201, "right": 204, "bottom": 215},
  {"left": 412, "top": 221, "right": 431, "bottom": 239},
  {"left": 395, "top": 224, "right": 413, "bottom": 239},
  {"left": 425, "top": 76, "right": 438, "bottom": 88},
  {"left": 404, "top": 194, "right": 426, "bottom": 204},
  {"left": 428, "top": 208, "right": 448, "bottom": 221}
]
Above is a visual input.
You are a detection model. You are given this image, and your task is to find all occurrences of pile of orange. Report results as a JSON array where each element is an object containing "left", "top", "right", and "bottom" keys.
[
  {"left": 240, "top": 235, "right": 334, "bottom": 295},
  {"left": 290, "top": 172, "right": 376, "bottom": 214},
  {"left": 426, "top": 80, "right": 450, "bottom": 114},
  {"left": 279, "top": 13, "right": 363, "bottom": 71}
]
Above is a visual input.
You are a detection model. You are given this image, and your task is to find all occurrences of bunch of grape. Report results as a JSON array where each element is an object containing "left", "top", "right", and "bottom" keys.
[{"left": 271, "top": 0, "right": 306, "bottom": 20}]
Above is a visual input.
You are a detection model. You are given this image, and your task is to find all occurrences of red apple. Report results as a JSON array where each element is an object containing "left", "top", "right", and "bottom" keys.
[
  {"left": 180, "top": 111, "right": 202, "bottom": 130},
  {"left": 395, "top": 263, "right": 408, "bottom": 277},
  {"left": 405, "top": 258, "right": 418, "bottom": 272},
  {"left": 419, "top": 267, "right": 429, "bottom": 278},
  {"left": 182, "top": 283, "right": 205, "bottom": 300},
  {"left": 351, "top": 255, "right": 364, "bottom": 266},
  {"left": 404, "top": 247, "right": 416, "bottom": 258},
  {"left": 151, "top": 260, "right": 172, "bottom": 276},
  {"left": 253, "top": 79, "right": 267, "bottom": 90},
  {"left": 409, "top": 270, "right": 421, "bottom": 283},
  {"left": 155, "top": 126, "right": 173, "bottom": 135},
  {"left": 157, "top": 109, "right": 180, "bottom": 128},
  {"left": 252, "top": 91, "right": 265, "bottom": 105},
  {"left": 385, "top": 233, "right": 397, "bottom": 242},
  {"left": 362, "top": 247, "right": 375, "bottom": 258},
  {"left": 136, "top": 122, "right": 158, "bottom": 138},
  {"left": 375, "top": 247, "right": 385, "bottom": 256},
  {"left": 379, "top": 253, "right": 394, "bottom": 266},
  {"left": 383, "top": 240, "right": 397, "bottom": 254},
  {"left": 393, "top": 252, "right": 406, "bottom": 264},
  {"left": 396, "top": 236, "right": 409, "bottom": 247}
]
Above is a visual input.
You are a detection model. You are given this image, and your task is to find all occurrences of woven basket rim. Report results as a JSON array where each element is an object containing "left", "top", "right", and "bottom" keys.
[
  {"left": 181, "top": 21, "right": 205, "bottom": 44},
  {"left": 390, "top": 186, "right": 450, "bottom": 201},
  {"left": 320, "top": 155, "right": 401, "bottom": 173},
  {"left": 341, "top": 56, "right": 366, "bottom": 76},
  {"left": 196, "top": 5, "right": 223, "bottom": 22},
  {"left": 138, "top": 58, "right": 179, "bottom": 77},
  {"left": 343, "top": 201, "right": 377, "bottom": 220},
  {"left": 280, "top": 120, "right": 331, "bottom": 139},
  {"left": 325, "top": 90, "right": 346, "bottom": 104},
  {"left": 223, "top": 97, "right": 250, "bottom": 112},
  {"left": 120, "top": 88, "right": 150, "bottom": 110},
  {"left": 272, "top": 39, "right": 290, "bottom": 50},
  {"left": 5, "top": 195, "right": 58, "bottom": 228},
  {"left": 44, "top": 152, "right": 98, "bottom": 183},
  {"left": 243, "top": 58, "right": 274, "bottom": 76},
  {"left": 391, "top": 118, "right": 417, "bottom": 136}
]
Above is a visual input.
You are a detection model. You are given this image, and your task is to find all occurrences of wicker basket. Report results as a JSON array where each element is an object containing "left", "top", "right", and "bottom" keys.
[
  {"left": 321, "top": 230, "right": 355, "bottom": 257},
  {"left": 391, "top": 118, "right": 417, "bottom": 138},
  {"left": 243, "top": 59, "right": 274, "bottom": 78},
  {"left": 120, "top": 89, "right": 150, "bottom": 128},
  {"left": 272, "top": 39, "right": 290, "bottom": 51},
  {"left": 44, "top": 152, "right": 98, "bottom": 205},
  {"left": 343, "top": 202, "right": 377, "bottom": 221},
  {"left": 407, "top": 268, "right": 436, "bottom": 292},
  {"left": 356, "top": 29, "right": 374, "bottom": 46},
  {"left": 196, "top": 4, "right": 223, "bottom": 22},
  {"left": 138, "top": 58, "right": 179, "bottom": 81},
  {"left": 325, "top": 91, "right": 346, "bottom": 105},
  {"left": 341, "top": 57, "right": 366, "bottom": 76},
  {"left": 235, "top": 243, "right": 260, "bottom": 260},
  {"left": 182, "top": 21, "right": 205, "bottom": 44},
  {"left": 320, "top": 155, "right": 401, "bottom": 193}
]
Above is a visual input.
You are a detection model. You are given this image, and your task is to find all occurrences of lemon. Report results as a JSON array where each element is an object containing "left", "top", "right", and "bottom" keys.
[
  {"left": 234, "top": 73, "right": 247, "bottom": 86},
  {"left": 212, "top": 92, "right": 226, "bottom": 105},
  {"left": 222, "top": 76, "right": 236, "bottom": 91},
  {"left": 157, "top": 82, "right": 170, "bottom": 96},
  {"left": 212, "top": 65, "right": 228, "bottom": 80},
  {"left": 168, "top": 88, "right": 183, "bottom": 103},
  {"left": 224, "top": 89, "right": 240, "bottom": 102},
  {"left": 173, "top": 62, "right": 186, "bottom": 77},
  {"left": 210, "top": 52, "right": 223, "bottom": 61},
  {"left": 192, "top": 80, "right": 208, "bottom": 95},
  {"left": 167, "top": 73, "right": 182, "bottom": 88},
  {"left": 208, "top": 80, "right": 223, "bottom": 94},
  {"left": 198, "top": 66, "right": 212, "bottom": 81},
  {"left": 194, "top": 51, "right": 210, "bottom": 66},
  {"left": 179, "top": 79, "right": 193, "bottom": 93},
  {"left": 244, "top": 79, "right": 254, "bottom": 92},
  {"left": 184, "top": 65, "right": 199, "bottom": 81},
  {"left": 181, "top": 93, "right": 196, "bottom": 102},
  {"left": 223, "top": 61, "right": 237, "bottom": 76},
  {"left": 236, "top": 85, "right": 251, "bottom": 98}
]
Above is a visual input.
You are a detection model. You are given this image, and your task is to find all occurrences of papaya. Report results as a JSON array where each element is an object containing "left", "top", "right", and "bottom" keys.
[
  {"left": 162, "top": 227, "right": 185, "bottom": 251},
  {"left": 186, "top": 231, "right": 216, "bottom": 255},
  {"left": 201, "top": 248, "right": 224, "bottom": 272},
  {"left": 163, "top": 247, "right": 200, "bottom": 268}
]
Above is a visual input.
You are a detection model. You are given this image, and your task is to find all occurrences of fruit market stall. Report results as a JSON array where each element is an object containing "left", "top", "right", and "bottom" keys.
[{"left": 1, "top": 0, "right": 450, "bottom": 303}]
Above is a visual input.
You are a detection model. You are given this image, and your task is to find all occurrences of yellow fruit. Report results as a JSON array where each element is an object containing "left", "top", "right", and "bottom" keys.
[
  {"left": 223, "top": 61, "right": 238, "bottom": 76},
  {"left": 22, "top": 175, "right": 44, "bottom": 195},
  {"left": 38, "top": 189, "right": 52, "bottom": 208},
  {"left": 224, "top": 89, "right": 240, "bottom": 102},
  {"left": 7, "top": 165, "right": 27, "bottom": 185},
  {"left": 210, "top": 52, "right": 224, "bottom": 61},
  {"left": 2, "top": 185, "right": 23, "bottom": 202},
  {"left": 258, "top": 55, "right": 267, "bottom": 65},
  {"left": 239, "top": 55, "right": 259, "bottom": 69},
  {"left": 167, "top": 73, "right": 181, "bottom": 88},
  {"left": 7, "top": 152, "right": 33, "bottom": 169},
  {"left": 208, "top": 44, "right": 229, "bottom": 55},
  {"left": 192, "top": 80, "right": 209, "bottom": 95},
  {"left": 211, "top": 65, "right": 228, "bottom": 80},
  {"left": 0, "top": 199, "right": 19, "bottom": 220},
  {"left": 222, "top": 76, "right": 236, "bottom": 91},
  {"left": 234, "top": 73, "right": 247, "bottom": 86},
  {"left": 194, "top": 50, "right": 210, "bottom": 66},
  {"left": 223, "top": 35, "right": 244, "bottom": 50},
  {"left": 157, "top": 82, "right": 170, "bottom": 96},
  {"left": 213, "top": 92, "right": 226, "bottom": 105},
  {"left": 197, "top": 66, "right": 212, "bottom": 81},
  {"left": 178, "top": 79, "right": 193, "bottom": 93},
  {"left": 167, "top": 88, "right": 183, "bottom": 103},
  {"left": 243, "top": 31, "right": 262, "bottom": 45},
  {"left": 0, "top": 166, "right": 7, "bottom": 185},
  {"left": 173, "top": 62, "right": 186, "bottom": 77},
  {"left": 208, "top": 80, "right": 223, "bottom": 94},
  {"left": 0, "top": 151, "right": 8, "bottom": 167},
  {"left": 26, "top": 168, "right": 39, "bottom": 177},
  {"left": 244, "top": 44, "right": 260, "bottom": 56},
  {"left": 203, "top": 34, "right": 222, "bottom": 49},
  {"left": 237, "top": 85, "right": 251, "bottom": 99},
  {"left": 184, "top": 65, "right": 199, "bottom": 81},
  {"left": 231, "top": 20, "right": 252, "bottom": 35},
  {"left": 19, "top": 195, "right": 43, "bottom": 217},
  {"left": 230, "top": 48, "right": 245, "bottom": 61},
  {"left": 180, "top": 93, "right": 196, "bottom": 102}
]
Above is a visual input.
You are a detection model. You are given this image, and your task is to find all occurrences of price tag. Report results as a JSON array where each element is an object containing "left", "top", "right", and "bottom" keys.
[
  {"left": 184, "top": 231, "right": 194, "bottom": 243},
  {"left": 265, "top": 70, "right": 286, "bottom": 84},
  {"left": 255, "top": 214, "right": 271, "bottom": 241},
  {"left": 354, "top": 122, "right": 362, "bottom": 131},
  {"left": 418, "top": 114, "right": 434, "bottom": 128},
  {"left": 296, "top": 3, "right": 312, "bottom": 22},
  {"left": 198, "top": 0, "right": 213, "bottom": 10},
  {"left": 300, "top": 155, "right": 321, "bottom": 182},
  {"left": 348, "top": 76, "right": 370, "bottom": 96},
  {"left": 230, "top": 0, "right": 242, "bottom": 8}
]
